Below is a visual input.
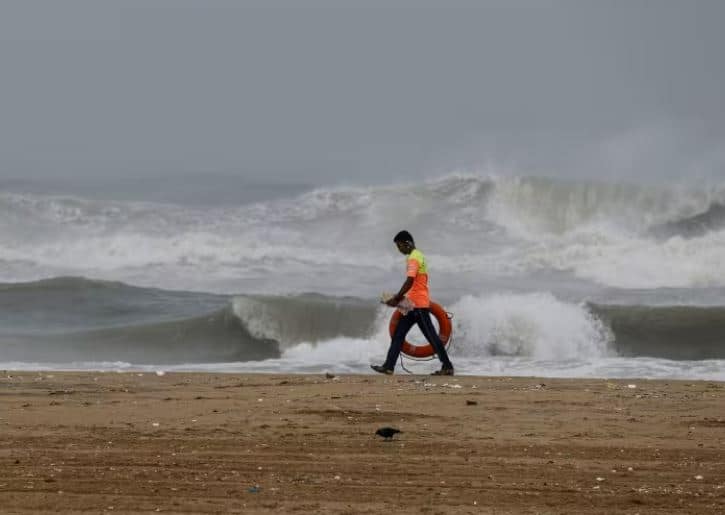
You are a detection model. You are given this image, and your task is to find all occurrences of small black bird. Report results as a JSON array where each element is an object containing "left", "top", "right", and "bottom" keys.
[{"left": 375, "top": 427, "right": 401, "bottom": 440}]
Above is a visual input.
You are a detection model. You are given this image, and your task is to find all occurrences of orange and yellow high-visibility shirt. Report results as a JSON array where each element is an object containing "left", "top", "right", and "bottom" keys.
[{"left": 406, "top": 248, "right": 430, "bottom": 308}]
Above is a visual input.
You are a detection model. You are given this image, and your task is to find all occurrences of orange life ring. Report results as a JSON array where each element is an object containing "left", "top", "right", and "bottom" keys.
[{"left": 388, "top": 301, "right": 452, "bottom": 359}]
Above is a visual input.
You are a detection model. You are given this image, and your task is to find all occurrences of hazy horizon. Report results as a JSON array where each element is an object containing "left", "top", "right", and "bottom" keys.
[{"left": 1, "top": 1, "right": 723, "bottom": 193}]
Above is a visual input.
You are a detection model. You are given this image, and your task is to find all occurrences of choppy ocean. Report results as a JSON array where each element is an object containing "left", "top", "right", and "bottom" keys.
[{"left": 2, "top": 174, "right": 725, "bottom": 380}]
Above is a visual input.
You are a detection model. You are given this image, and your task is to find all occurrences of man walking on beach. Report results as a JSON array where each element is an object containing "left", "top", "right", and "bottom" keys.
[{"left": 371, "top": 230, "right": 455, "bottom": 376}]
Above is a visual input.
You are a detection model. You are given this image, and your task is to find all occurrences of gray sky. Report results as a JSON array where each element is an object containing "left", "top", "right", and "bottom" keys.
[{"left": 1, "top": 0, "right": 723, "bottom": 188}]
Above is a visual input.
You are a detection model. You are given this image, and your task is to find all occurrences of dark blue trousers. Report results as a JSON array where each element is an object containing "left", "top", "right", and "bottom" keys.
[{"left": 383, "top": 308, "right": 453, "bottom": 370}]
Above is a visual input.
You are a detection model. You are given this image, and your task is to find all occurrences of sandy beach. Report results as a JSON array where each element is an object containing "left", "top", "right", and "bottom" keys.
[{"left": 1, "top": 372, "right": 723, "bottom": 514}]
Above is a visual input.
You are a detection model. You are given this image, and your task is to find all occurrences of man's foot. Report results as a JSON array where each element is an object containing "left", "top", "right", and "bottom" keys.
[
  {"left": 432, "top": 367, "right": 454, "bottom": 376},
  {"left": 370, "top": 364, "right": 393, "bottom": 375}
]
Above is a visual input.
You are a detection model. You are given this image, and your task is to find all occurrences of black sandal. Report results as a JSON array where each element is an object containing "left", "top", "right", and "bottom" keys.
[{"left": 371, "top": 364, "right": 393, "bottom": 375}]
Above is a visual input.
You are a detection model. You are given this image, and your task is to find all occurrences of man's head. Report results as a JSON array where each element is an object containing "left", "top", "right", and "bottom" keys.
[{"left": 393, "top": 230, "right": 415, "bottom": 255}]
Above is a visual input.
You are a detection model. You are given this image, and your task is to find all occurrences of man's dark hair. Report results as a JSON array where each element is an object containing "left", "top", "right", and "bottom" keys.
[{"left": 393, "top": 230, "right": 414, "bottom": 244}]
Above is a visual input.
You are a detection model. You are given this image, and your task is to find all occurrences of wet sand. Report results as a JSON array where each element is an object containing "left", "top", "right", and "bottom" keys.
[{"left": 1, "top": 371, "right": 724, "bottom": 514}]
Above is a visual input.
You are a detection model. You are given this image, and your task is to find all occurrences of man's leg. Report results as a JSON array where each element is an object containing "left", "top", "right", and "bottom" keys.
[
  {"left": 382, "top": 311, "right": 417, "bottom": 370},
  {"left": 416, "top": 309, "right": 454, "bottom": 370}
]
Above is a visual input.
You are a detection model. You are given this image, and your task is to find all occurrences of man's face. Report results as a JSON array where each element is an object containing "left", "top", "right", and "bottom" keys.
[{"left": 396, "top": 241, "right": 413, "bottom": 255}]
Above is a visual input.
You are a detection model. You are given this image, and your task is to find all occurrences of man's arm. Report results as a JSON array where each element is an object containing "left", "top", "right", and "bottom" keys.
[{"left": 386, "top": 277, "right": 414, "bottom": 307}]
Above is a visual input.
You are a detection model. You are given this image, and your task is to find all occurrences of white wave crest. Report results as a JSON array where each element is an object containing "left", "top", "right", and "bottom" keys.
[
  {"left": 487, "top": 175, "right": 724, "bottom": 237},
  {"left": 449, "top": 293, "right": 613, "bottom": 359},
  {"left": 3, "top": 174, "right": 725, "bottom": 292},
  {"left": 514, "top": 229, "right": 725, "bottom": 289}
]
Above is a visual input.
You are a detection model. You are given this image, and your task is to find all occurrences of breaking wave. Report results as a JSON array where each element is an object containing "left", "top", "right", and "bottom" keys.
[
  {"left": 3, "top": 174, "right": 725, "bottom": 291},
  {"left": 2, "top": 278, "right": 725, "bottom": 367}
]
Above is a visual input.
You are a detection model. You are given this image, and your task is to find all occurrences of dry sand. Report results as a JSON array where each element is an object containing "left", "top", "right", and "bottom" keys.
[{"left": 1, "top": 371, "right": 724, "bottom": 514}]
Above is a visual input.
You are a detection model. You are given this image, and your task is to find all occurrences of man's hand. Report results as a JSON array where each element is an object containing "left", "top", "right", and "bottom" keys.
[{"left": 385, "top": 295, "right": 400, "bottom": 307}]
